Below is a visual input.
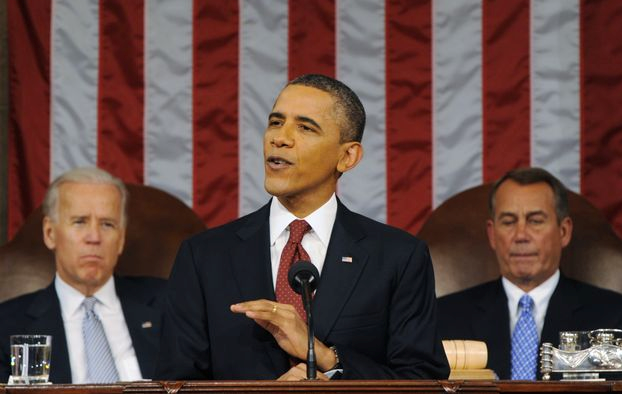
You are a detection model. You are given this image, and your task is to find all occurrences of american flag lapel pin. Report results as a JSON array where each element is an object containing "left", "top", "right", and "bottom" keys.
[
  {"left": 341, "top": 256, "right": 353, "bottom": 263},
  {"left": 141, "top": 321, "right": 153, "bottom": 329}
]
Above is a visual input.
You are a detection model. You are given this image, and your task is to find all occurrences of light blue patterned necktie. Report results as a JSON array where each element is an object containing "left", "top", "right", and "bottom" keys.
[
  {"left": 82, "top": 297, "right": 120, "bottom": 383},
  {"left": 511, "top": 294, "right": 538, "bottom": 380}
]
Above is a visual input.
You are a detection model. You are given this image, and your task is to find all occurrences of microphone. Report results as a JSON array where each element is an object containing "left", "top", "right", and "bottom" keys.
[
  {"left": 288, "top": 260, "right": 320, "bottom": 380},
  {"left": 288, "top": 260, "right": 320, "bottom": 294}
]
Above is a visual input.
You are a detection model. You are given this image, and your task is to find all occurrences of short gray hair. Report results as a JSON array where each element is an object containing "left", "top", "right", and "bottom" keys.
[{"left": 42, "top": 167, "right": 129, "bottom": 227}]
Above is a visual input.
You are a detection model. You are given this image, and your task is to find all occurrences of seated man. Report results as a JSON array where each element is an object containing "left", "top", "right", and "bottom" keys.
[
  {"left": 438, "top": 167, "right": 622, "bottom": 380},
  {"left": 156, "top": 74, "right": 449, "bottom": 380},
  {"left": 0, "top": 167, "right": 165, "bottom": 383}
]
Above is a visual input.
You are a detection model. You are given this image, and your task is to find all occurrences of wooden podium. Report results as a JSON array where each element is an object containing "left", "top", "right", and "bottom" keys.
[{"left": 2, "top": 380, "right": 622, "bottom": 393}]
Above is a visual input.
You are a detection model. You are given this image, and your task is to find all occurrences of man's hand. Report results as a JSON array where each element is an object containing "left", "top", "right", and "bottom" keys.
[
  {"left": 277, "top": 363, "right": 329, "bottom": 381},
  {"left": 231, "top": 299, "right": 309, "bottom": 359},
  {"left": 230, "top": 299, "right": 337, "bottom": 371}
]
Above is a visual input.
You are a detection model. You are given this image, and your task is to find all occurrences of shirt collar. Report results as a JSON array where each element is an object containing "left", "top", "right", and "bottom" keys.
[
  {"left": 269, "top": 194, "right": 338, "bottom": 247},
  {"left": 55, "top": 274, "right": 117, "bottom": 318},
  {"left": 502, "top": 269, "right": 560, "bottom": 314},
  {"left": 93, "top": 275, "right": 118, "bottom": 310}
]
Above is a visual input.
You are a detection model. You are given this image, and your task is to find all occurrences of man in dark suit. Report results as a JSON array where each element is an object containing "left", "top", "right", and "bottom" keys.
[
  {"left": 156, "top": 74, "right": 449, "bottom": 380},
  {"left": 437, "top": 167, "right": 622, "bottom": 380},
  {"left": 0, "top": 167, "right": 164, "bottom": 383}
]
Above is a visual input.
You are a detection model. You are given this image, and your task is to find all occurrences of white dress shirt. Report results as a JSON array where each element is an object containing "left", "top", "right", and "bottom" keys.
[
  {"left": 269, "top": 194, "right": 337, "bottom": 289},
  {"left": 502, "top": 269, "right": 560, "bottom": 339},
  {"left": 55, "top": 275, "right": 143, "bottom": 383}
]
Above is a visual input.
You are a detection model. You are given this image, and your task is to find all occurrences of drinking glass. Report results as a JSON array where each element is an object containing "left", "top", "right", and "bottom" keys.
[{"left": 10, "top": 335, "right": 52, "bottom": 384}]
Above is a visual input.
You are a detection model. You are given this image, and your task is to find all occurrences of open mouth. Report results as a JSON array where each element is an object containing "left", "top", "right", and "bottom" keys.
[{"left": 266, "top": 156, "right": 293, "bottom": 168}]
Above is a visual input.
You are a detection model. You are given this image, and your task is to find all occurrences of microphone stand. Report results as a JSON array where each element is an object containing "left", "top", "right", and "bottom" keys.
[
  {"left": 288, "top": 260, "right": 320, "bottom": 380},
  {"left": 301, "top": 278, "right": 317, "bottom": 380}
]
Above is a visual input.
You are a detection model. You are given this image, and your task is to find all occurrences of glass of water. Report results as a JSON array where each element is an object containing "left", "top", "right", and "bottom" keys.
[{"left": 10, "top": 335, "right": 52, "bottom": 384}]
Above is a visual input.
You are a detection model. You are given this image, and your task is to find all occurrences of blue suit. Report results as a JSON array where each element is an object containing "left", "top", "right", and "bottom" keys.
[{"left": 156, "top": 200, "right": 449, "bottom": 380}]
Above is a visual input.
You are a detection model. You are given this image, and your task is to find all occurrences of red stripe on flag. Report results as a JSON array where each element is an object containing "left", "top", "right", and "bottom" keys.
[
  {"left": 385, "top": 0, "right": 432, "bottom": 234},
  {"left": 580, "top": 0, "right": 622, "bottom": 237},
  {"left": 192, "top": 0, "right": 240, "bottom": 227},
  {"left": 482, "top": 0, "right": 530, "bottom": 182},
  {"left": 7, "top": 0, "right": 51, "bottom": 239},
  {"left": 288, "top": 0, "right": 335, "bottom": 79},
  {"left": 97, "top": 0, "right": 145, "bottom": 183}
]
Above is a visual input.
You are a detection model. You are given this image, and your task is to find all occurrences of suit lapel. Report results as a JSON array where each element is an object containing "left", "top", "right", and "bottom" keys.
[
  {"left": 231, "top": 203, "right": 275, "bottom": 302},
  {"left": 541, "top": 275, "right": 577, "bottom": 345},
  {"left": 26, "top": 285, "right": 72, "bottom": 384},
  {"left": 232, "top": 202, "right": 288, "bottom": 372},
  {"left": 471, "top": 279, "right": 512, "bottom": 379},
  {"left": 115, "top": 278, "right": 161, "bottom": 378},
  {"left": 535, "top": 275, "right": 579, "bottom": 379},
  {"left": 313, "top": 201, "right": 369, "bottom": 342}
]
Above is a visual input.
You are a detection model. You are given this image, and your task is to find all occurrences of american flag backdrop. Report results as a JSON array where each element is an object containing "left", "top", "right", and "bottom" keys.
[{"left": 6, "top": 0, "right": 622, "bottom": 240}]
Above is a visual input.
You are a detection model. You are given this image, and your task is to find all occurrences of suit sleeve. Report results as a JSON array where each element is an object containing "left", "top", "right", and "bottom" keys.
[
  {"left": 0, "top": 300, "right": 22, "bottom": 383},
  {"left": 155, "top": 240, "right": 213, "bottom": 379},
  {"left": 0, "top": 339, "right": 10, "bottom": 383},
  {"left": 338, "top": 241, "right": 450, "bottom": 379}
]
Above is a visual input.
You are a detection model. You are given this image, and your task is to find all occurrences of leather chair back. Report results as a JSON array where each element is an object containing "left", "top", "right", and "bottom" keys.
[
  {"left": 0, "top": 184, "right": 206, "bottom": 302},
  {"left": 418, "top": 184, "right": 622, "bottom": 297}
]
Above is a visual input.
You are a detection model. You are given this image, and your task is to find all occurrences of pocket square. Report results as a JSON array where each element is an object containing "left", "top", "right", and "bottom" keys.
[{"left": 141, "top": 321, "right": 153, "bottom": 329}]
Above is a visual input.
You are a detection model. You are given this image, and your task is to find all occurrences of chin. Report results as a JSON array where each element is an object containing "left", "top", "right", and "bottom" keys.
[
  {"left": 511, "top": 270, "right": 540, "bottom": 284},
  {"left": 515, "top": 275, "right": 535, "bottom": 283},
  {"left": 80, "top": 273, "right": 102, "bottom": 284},
  {"left": 79, "top": 267, "right": 107, "bottom": 282},
  {"left": 264, "top": 182, "right": 292, "bottom": 198}
]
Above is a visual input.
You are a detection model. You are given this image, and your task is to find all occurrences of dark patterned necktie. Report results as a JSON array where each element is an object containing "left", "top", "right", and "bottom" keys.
[{"left": 275, "top": 219, "right": 311, "bottom": 321}]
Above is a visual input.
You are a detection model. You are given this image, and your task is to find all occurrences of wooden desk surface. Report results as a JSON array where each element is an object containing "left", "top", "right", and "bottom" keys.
[{"left": 1, "top": 380, "right": 621, "bottom": 393}]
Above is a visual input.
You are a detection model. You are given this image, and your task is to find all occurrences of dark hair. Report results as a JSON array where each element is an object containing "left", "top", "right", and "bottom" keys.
[
  {"left": 288, "top": 74, "right": 366, "bottom": 143},
  {"left": 488, "top": 167, "right": 569, "bottom": 223}
]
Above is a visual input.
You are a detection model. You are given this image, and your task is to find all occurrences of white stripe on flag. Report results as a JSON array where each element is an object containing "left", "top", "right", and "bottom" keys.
[
  {"left": 530, "top": 0, "right": 581, "bottom": 193},
  {"left": 144, "top": 0, "right": 194, "bottom": 206},
  {"left": 50, "top": 0, "right": 99, "bottom": 180},
  {"left": 336, "top": 0, "right": 387, "bottom": 223},
  {"left": 239, "top": 0, "right": 289, "bottom": 215},
  {"left": 432, "top": 0, "right": 483, "bottom": 208}
]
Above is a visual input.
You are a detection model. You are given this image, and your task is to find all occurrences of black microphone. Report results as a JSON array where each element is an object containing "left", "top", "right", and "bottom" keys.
[{"left": 288, "top": 260, "right": 320, "bottom": 380}]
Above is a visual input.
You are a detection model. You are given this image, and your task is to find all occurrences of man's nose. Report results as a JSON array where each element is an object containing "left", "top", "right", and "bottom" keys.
[
  {"left": 271, "top": 124, "right": 294, "bottom": 147},
  {"left": 514, "top": 220, "right": 530, "bottom": 242},
  {"left": 85, "top": 222, "right": 102, "bottom": 243}
]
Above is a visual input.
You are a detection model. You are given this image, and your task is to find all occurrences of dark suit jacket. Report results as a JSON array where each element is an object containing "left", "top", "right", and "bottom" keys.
[
  {"left": 156, "top": 200, "right": 449, "bottom": 380},
  {"left": 437, "top": 274, "right": 622, "bottom": 379},
  {"left": 0, "top": 276, "right": 165, "bottom": 383}
]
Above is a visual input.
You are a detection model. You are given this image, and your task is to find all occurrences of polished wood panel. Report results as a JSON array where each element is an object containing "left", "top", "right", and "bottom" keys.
[
  {"left": 3, "top": 380, "right": 622, "bottom": 394},
  {"left": 0, "top": 384, "right": 122, "bottom": 394}
]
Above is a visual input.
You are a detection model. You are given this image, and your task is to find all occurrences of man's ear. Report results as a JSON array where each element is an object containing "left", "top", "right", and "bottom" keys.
[
  {"left": 43, "top": 216, "right": 57, "bottom": 251},
  {"left": 117, "top": 227, "right": 126, "bottom": 256},
  {"left": 559, "top": 216, "right": 573, "bottom": 248},
  {"left": 337, "top": 142, "right": 363, "bottom": 174},
  {"left": 486, "top": 219, "right": 497, "bottom": 251}
]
